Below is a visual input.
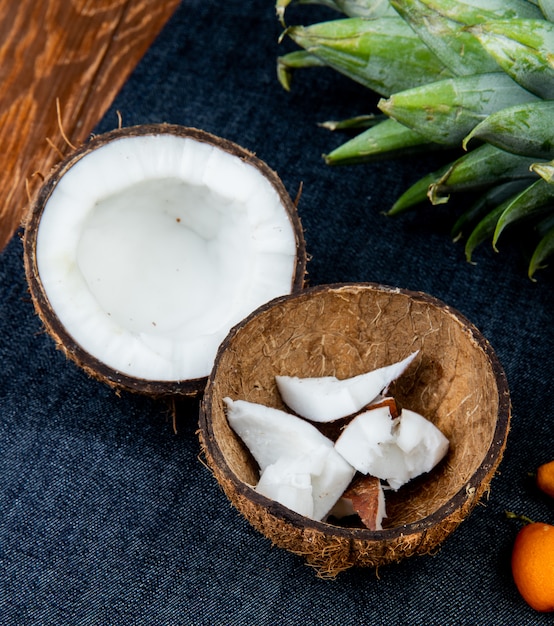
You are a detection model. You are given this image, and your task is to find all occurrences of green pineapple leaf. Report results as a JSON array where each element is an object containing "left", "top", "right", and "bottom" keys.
[
  {"left": 378, "top": 73, "right": 540, "bottom": 146},
  {"left": 463, "top": 101, "right": 554, "bottom": 158},
  {"left": 529, "top": 214, "right": 554, "bottom": 279},
  {"left": 464, "top": 202, "right": 507, "bottom": 263},
  {"left": 283, "top": 17, "right": 453, "bottom": 97},
  {"left": 275, "top": 0, "right": 554, "bottom": 277},
  {"left": 493, "top": 178, "right": 554, "bottom": 248},
  {"left": 389, "top": 0, "right": 524, "bottom": 76},
  {"left": 277, "top": 50, "right": 326, "bottom": 91},
  {"left": 451, "top": 180, "right": 531, "bottom": 240},
  {"left": 389, "top": 144, "right": 540, "bottom": 213},
  {"left": 324, "top": 118, "right": 436, "bottom": 165},
  {"left": 468, "top": 19, "right": 554, "bottom": 98}
]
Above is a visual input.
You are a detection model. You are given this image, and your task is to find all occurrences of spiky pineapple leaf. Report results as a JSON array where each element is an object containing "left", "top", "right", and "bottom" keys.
[
  {"left": 324, "top": 118, "right": 435, "bottom": 165},
  {"left": 389, "top": 167, "right": 451, "bottom": 213},
  {"left": 283, "top": 17, "right": 453, "bottom": 97},
  {"left": 463, "top": 101, "right": 554, "bottom": 158},
  {"left": 464, "top": 202, "right": 507, "bottom": 263},
  {"left": 428, "top": 145, "right": 541, "bottom": 203},
  {"left": 468, "top": 19, "right": 554, "bottom": 98},
  {"left": 529, "top": 228, "right": 554, "bottom": 278},
  {"left": 389, "top": 144, "right": 540, "bottom": 213},
  {"left": 274, "top": 0, "right": 554, "bottom": 278},
  {"left": 451, "top": 180, "right": 531, "bottom": 240},
  {"left": 320, "top": 114, "right": 384, "bottom": 131},
  {"left": 378, "top": 73, "right": 540, "bottom": 146},
  {"left": 493, "top": 178, "right": 554, "bottom": 248},
  {"left": 408, "top": 0, "right": 542, "bottom": 20},
  {"left": 529, "top": 213, "right": 554, "bottom": 278},
  {"left": 277, "top": 51, "right": 326, "bottom": 91},
  {"left": 389, "top": 0, "right": 519, "bottom": 76}
]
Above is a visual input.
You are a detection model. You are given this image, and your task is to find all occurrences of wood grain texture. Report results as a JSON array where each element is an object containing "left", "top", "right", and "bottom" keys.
[{"left": 0, "top": 0, "right": 181, "bottom": 250}]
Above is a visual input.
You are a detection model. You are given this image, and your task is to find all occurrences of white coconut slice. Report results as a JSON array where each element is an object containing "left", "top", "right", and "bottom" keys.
[
  {"left": 23, "top": 125, "right": 306, "bottom": 396},
  {"left": 395, "top": 409, "right": 450, "bottom": 480},
  {"left": 310, "top": 447, "right": 357, "bottom": 520},
  {"left": 256, "top": 457, "right": 315, "bottom": 519},
  {"left": 256, "top": 445, "right": 355, "bottom": 521},
  {"left": 224, "top": 398, "right": 333, "bottom": 470},
  {"left": 334, "top": 405, "right": 397, "bottom": 474},
  {"left": 224, "top": 398, "right": 356, "bottom": 520},
  {"left": 334, "top": 405, "right": 449, "bottom": 490},
  {"left": 275, "top": 351, "right": 419, "bottom": 422}
]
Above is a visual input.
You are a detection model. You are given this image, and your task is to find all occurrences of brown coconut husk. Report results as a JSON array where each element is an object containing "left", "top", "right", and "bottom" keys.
[
  {"left": 198, "top": 283, "right": 511, "bottom": 577},
  {"left": 23, "top": 123, "right": 307, "bottom": 397}
]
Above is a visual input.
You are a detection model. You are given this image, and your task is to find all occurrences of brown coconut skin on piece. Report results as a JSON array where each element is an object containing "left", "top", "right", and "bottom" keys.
[
  {"left": 198, "top": 283, "right": 511, "bottom": 577},
  {"left": 23, "top": 124, "right": 307, "bottom": 398}
]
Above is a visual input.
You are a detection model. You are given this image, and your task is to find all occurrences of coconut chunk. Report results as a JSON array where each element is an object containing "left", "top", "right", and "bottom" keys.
[
  {"left": 256, "top": 458, "right": 315, "bottom": 519},
  {"left": 275, "top": 351, "right": 418, "bottom": 422},
  {"left": 333, "top": 406, "right": 397, "bottom": 473},
  {"left": 224, "top": 398, "right": 356, "bottom": 520},
  {"left": 342, "top": 475, "right": 387, "bottom": 531},
  {"left": 335, "top": 405, "right": 449, "bottom": 490},
  {"left": 395, "top": 409, "right": 450, "bottom": 478},
  {"left": 328, "top": 476, "right": 387, "bottom": 531},
  {"left": 224, "top": 398, "right": 333, "bottom": 470},
  {"left": 256, "top": 445, "right": 355, "bottom": 521},
  {"left": 309, "top": 448, "right": 357, "bottom": 520}
]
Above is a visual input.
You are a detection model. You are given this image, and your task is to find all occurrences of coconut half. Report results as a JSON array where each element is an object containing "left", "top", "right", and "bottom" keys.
[
  {"left": 198, "top": 283, "right": 511, "bottom": 576},
  {"left": 23, "top": 124, "right": 306, "bottom": 395}
]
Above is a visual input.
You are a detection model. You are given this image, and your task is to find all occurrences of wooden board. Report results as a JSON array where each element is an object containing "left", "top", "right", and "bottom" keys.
[{"left": 0, "top": 0, "right": 181, "bottom": 250}]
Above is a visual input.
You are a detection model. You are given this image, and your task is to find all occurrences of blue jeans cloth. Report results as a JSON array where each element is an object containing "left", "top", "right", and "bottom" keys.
[{"left": 1, "top": 1, "right": 554, "bottom": 624}]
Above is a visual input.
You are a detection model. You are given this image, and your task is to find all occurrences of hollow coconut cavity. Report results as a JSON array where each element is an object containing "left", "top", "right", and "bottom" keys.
[
  {"left": 23, "top": 124, "right": 306, "bottom": 396},
  {"left": 198, "top": 283, "right": 511, "bottom": 577}
]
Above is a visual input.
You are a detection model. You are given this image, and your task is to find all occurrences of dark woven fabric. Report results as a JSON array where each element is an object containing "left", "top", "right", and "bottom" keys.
[{"left": 1, "top": 2, "right": 553, "bottom": 624}]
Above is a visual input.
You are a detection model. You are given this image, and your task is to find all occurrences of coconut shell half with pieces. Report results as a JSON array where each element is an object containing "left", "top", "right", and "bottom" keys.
[
  {"left": 198, "top": 283, "right": 511, "bottom": 577},
  {"left": 23, "top": 124, "right": 306, "bottom": 397}
]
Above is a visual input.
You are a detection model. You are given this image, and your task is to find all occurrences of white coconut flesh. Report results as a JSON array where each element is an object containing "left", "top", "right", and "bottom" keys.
[
  {"left": 275, "top": 351, "right": 419, "bottom": 422},
  {"left": 224, "top": 398, "right": 356, "bottom": 521},
  {"left": 335, "top": 406, "right": 450, "bottom": 490},
  {"left": 35, "top": 133, "right": 298, "bottom": 382},
  {"left": 225, "top": 364, "right": 450, "bottom": 524}
]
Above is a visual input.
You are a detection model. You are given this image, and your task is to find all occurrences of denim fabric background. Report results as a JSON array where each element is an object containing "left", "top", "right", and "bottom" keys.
[{"left": 1, "top": 2, "right": 554, "bottom": 624}]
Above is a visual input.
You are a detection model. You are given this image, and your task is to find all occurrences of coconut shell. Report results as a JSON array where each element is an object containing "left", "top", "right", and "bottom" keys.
[
  {"left": 198, "top": 283, "right": 511, "bottom": 577},
  {"left": 23, "top": 124, "right": 307, "bottom": 397}
]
